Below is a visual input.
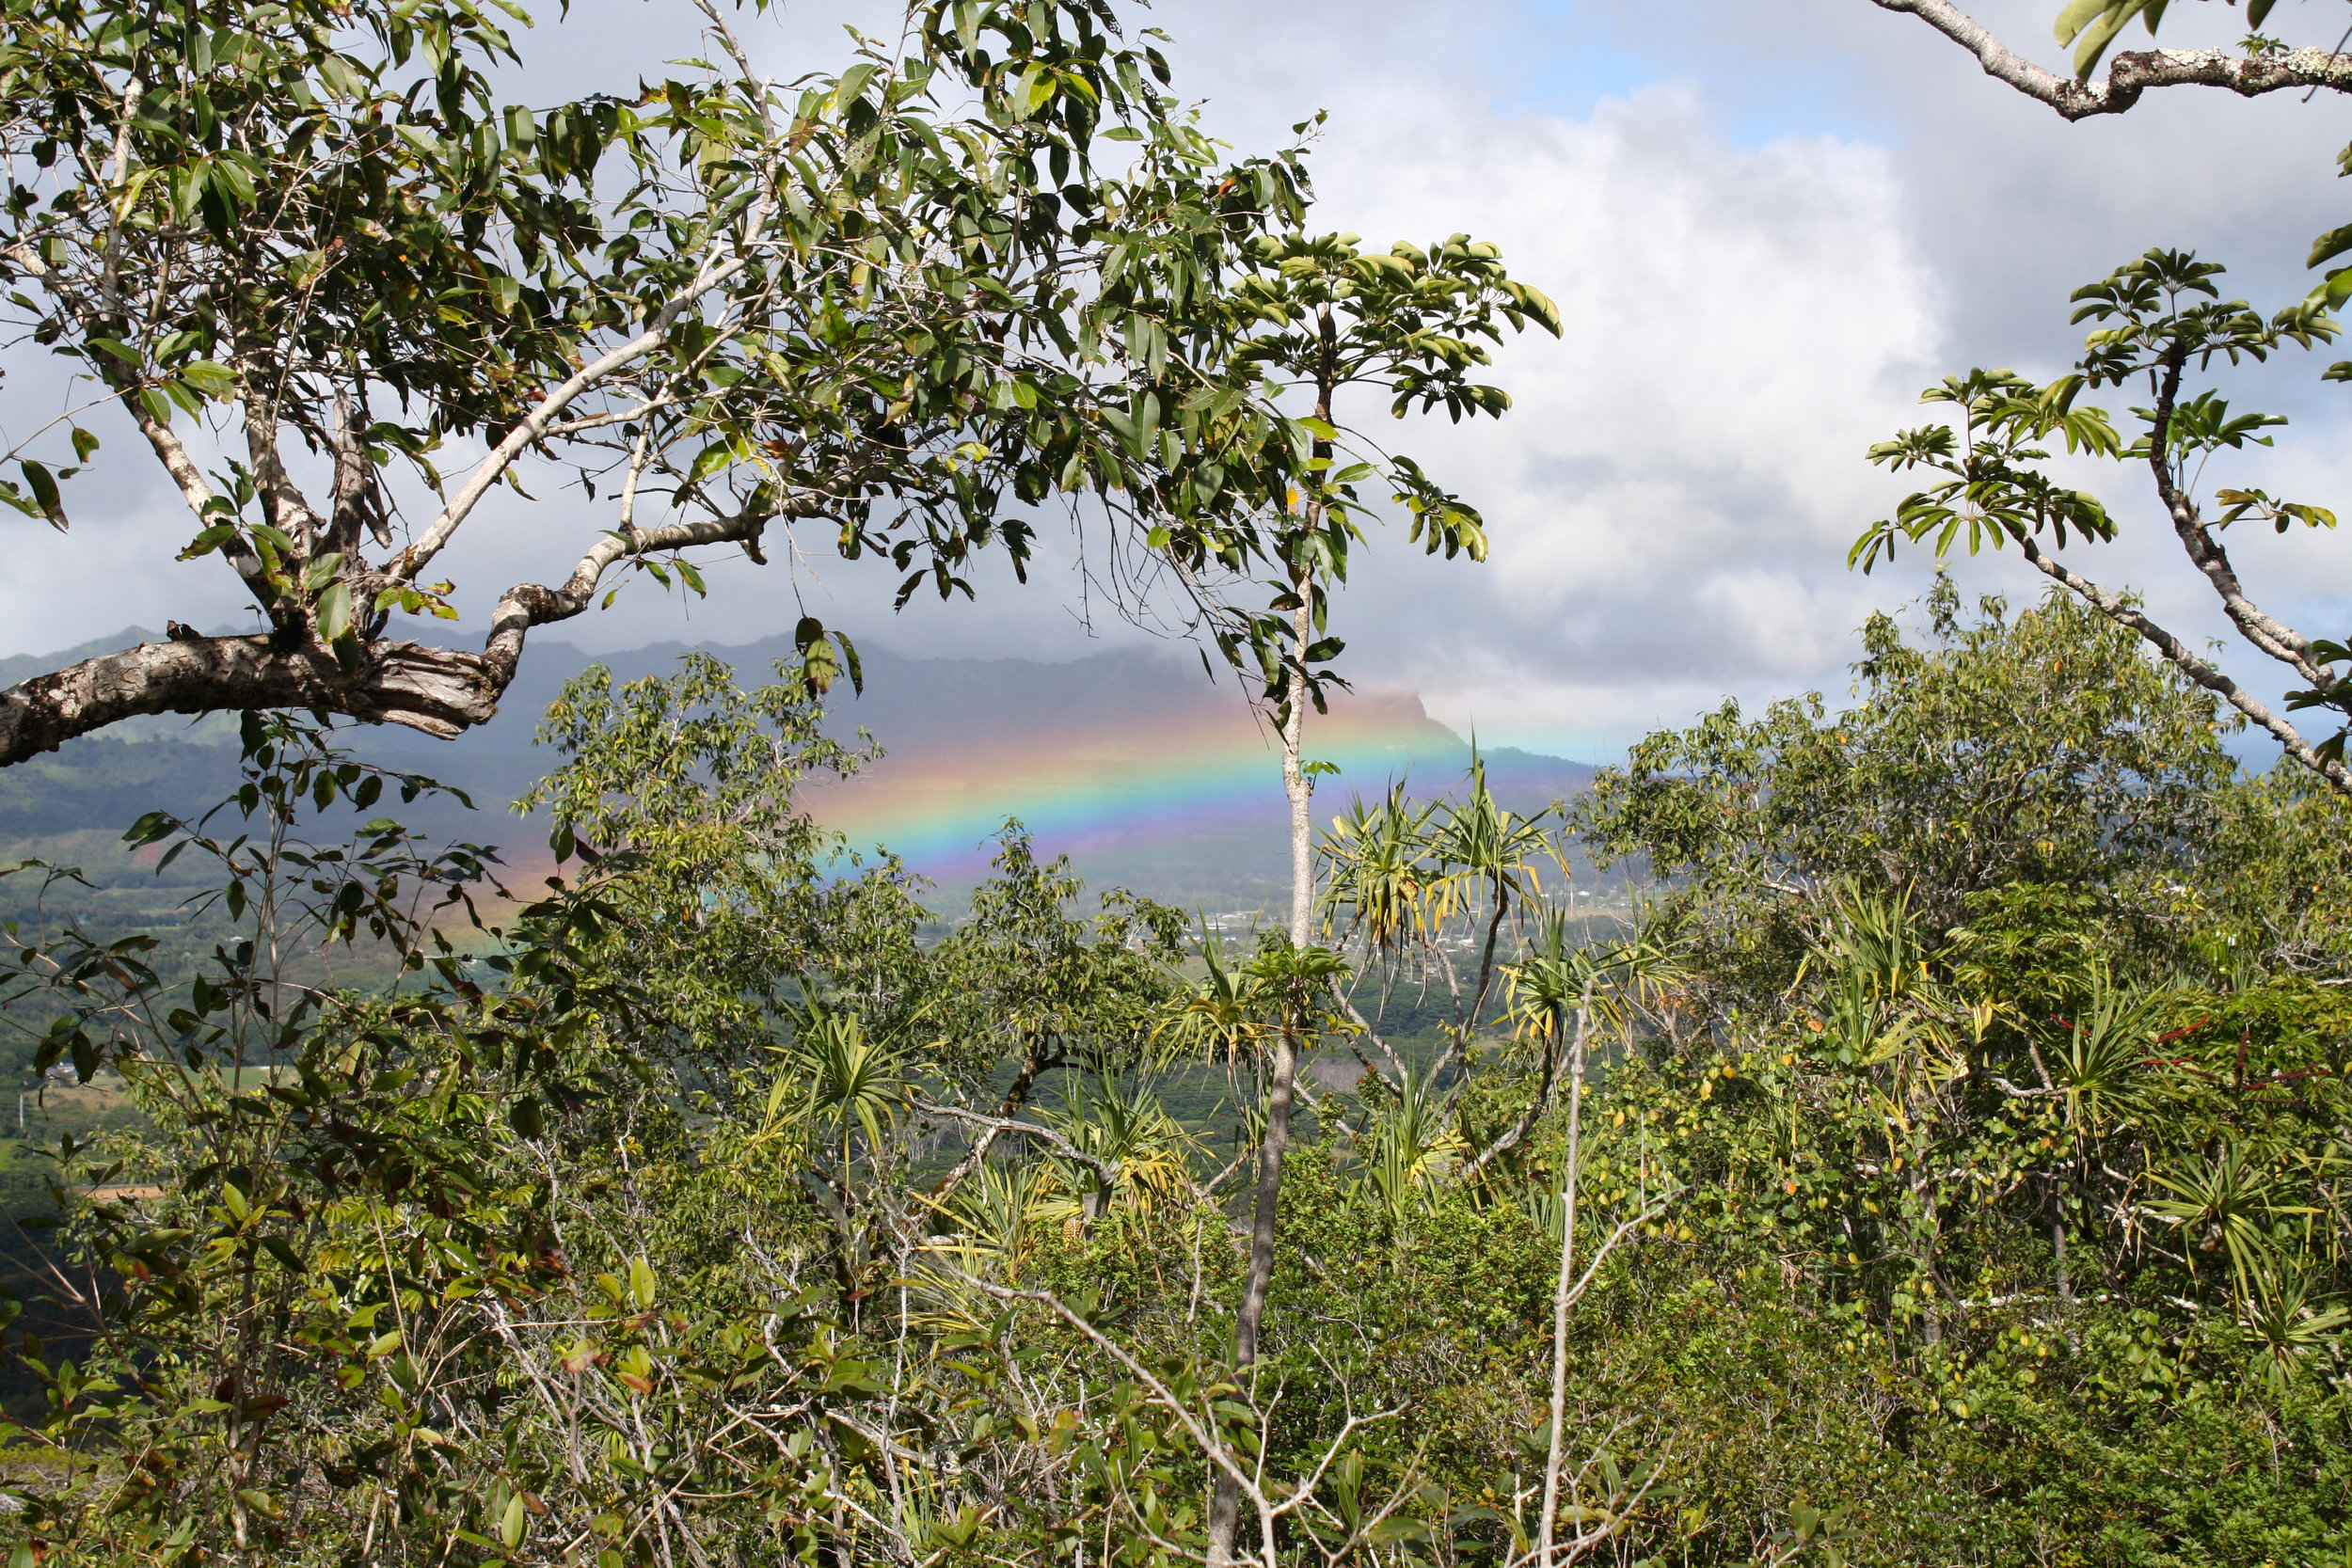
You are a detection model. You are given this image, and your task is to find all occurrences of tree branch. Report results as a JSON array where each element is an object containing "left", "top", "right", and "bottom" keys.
[
  {"left": 0, "top": 632, "right": 485, "bottom": 764},
  {"left": 393, "top": 250, "right": 755, "bottom": 585},
  {"left": 1329, "top": 981, "right": 1408, "bottom": 1090},
  {"left": 1464, "top": 976, "right": 1591, "bottom": 1182},
  {"left": 1868, "top": 0, "right": 2352, "bottom": 119},
  {"left": 908, "top": 1095, "right": 1122, "bottom": 1194},
  {"left": 0, "top": 504, "right": 794, "bottom": 765},
  {"left": 933, "top": 1264, "right": 1273, "bottom": 1529},
  {"left": 476, "top": 501, "right": 801, "bottom": 691},
  {"left": 928, "top": 1037, "right": 1066, "bottom": 1197},
  {"left": 2, "top": 243, "right": 277, "bottom": 610},
  {"left": 2010, "top": 531, "right": 2352, "bottom": 796},
  {"left": 2141, "top": 350, "right": 2342, "bottom": 695}
]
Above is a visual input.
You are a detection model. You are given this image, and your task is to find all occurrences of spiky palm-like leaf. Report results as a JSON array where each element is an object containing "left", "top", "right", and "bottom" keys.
[{"left": 2150, "top": 1145, "right": 2306, "bottom": 1296}]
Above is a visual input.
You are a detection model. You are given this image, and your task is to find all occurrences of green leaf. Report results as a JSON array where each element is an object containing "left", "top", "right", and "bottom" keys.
[
  {"left": 21, "top": 461, "right": 65, "bottom": 529},
  {"left": 178, "top": 359, "right": 238, "bottom": 398},
  {"left": 70, "top": 427, "right": 100, "bottom": 462},
  {"left": 836, "top": 63, "right": 878, "bottom": 106},
  {"left": 314, "top": 582, "right": 354, "bottom": 643},
  {"left": 628, "top": 1255, "right": 656, "bottom": 1310},
  {"left": 2057, "top": 0, "right": 2152, "bottom": 77},
  {"left": 687, "top": 441, "right": 737, "bottom": 483},
  {"left": 834, "top": 628, "right": 864, "bottom": 696}
]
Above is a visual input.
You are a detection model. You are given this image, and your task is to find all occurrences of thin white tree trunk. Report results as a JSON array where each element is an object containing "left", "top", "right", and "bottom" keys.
[
  {"left": 1207, "top": 314, "right": 1333, "bottom": 1568},
  {"left": 1536, "top": 992, "right": 1591, "bottom": 1568},
  {"left": 1206, "top": 588, "right": 1315, "bottom": 1568},
  {"left": 1282, "top": 594, "right": 1313, "bottom": 948}
]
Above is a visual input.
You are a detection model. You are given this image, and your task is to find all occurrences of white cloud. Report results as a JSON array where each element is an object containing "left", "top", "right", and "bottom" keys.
[{"left": 1271, "top": 76, "right": 1943, "bottom": 749}]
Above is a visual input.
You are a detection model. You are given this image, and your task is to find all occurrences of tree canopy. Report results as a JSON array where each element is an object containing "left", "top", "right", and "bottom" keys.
[
  {"left": 0, "top": 0, "right": 1550, "bottom": 768},
  {"left": 7, "top": 589, "right": 2352, "bottom": 1564}
]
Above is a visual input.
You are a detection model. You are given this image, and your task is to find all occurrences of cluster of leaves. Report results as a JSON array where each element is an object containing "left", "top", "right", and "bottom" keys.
[{"left": 0, "top": 0, "right": 1553, "bottom": 763}]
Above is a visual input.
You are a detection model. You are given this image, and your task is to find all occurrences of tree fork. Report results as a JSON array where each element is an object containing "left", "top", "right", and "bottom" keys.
[{"left": 0, "top": 507, "right": 786, "bottom": 767}]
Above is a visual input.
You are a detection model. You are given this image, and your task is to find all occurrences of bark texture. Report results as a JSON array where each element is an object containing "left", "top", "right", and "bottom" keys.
[
  {"left": 0, "top": 508, "right": 786, "bottom": 768},
  {"left": 1870, "top": 0, "right": 2352, "bottom": 119},
  {"left": 0, "top": 633, "right": 500, "bottom": 760}
]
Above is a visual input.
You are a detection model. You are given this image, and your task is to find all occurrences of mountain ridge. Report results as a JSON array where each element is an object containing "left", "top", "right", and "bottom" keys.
[{"left": 0, "top": 630, "right": 1597, "bottom": 908}]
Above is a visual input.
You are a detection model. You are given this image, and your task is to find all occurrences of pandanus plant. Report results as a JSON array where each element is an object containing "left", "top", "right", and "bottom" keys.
[
  {"left": 2042, "top": 971, "right": 2168, "bottom": 1132},
  {"left": 1471, "top": 903, "right": 1686, "bottom": 1182},
  {"left": 1039, "top": 1069, "right": 1202, "bottom": 1225},
  {"left": 2150, "top": 1144, "right": 2303, "bottom": 1298},
  {"left": 760, "top": 1003, "right": 918, "bottom": 1176},
  {"left": 1425, "top": 756, "right": 1563, "bottom": 1070},
  {"left": 1318, "top": 755, "right": 1565, "bottom": 1076},
  {"left": 1351, "top": 1064, "right": 1466, "bottom": 1234},
  {"left": 2237, "top": 1262, "right": 2350, "bottom": 1398},
  {"left": 1321, "top": 783, "right": 1440, "bottom": 956},
  {"left": 739, "top": 1002, "right": 922, "bottom": 1326}
]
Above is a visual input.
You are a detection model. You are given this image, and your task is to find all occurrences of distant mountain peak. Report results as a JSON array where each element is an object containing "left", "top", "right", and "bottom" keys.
[{"left": 0, "top": 627, "right": 1596, "bottom": 909}]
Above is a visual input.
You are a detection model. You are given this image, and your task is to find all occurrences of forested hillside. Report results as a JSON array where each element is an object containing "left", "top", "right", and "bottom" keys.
[
  {"left": 6, "top": 584, "right": 2349, "bottom": 1566},
  {"left": 0, "top": 627, "right": 1589, "bottom": 914},
  {"left": 5, "top": 0, "right": 2352, "bottom": 1564}
]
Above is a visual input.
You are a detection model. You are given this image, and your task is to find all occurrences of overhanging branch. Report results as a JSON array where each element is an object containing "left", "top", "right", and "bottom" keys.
[
  {"left": 2011, "top": 531, "right": 2352, "bottom": 797},
  {"left": 1869, "top": 0, "right": 2352, "bottom": 118},
  {"left": 0, "top": 502, "right": 799, "bottom": 766}
]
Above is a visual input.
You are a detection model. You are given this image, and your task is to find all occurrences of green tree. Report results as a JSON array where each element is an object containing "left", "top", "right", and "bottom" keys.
[
  {"left": 1130, "top": 225, "right": 1558, "bottom": 1565},
  {"left": 911, "top": 829, "right": 1188, "bottom": 1210},
  {"left": 517, "top": 651, "right": 926, "bottom": 1089},
  {"left": 1864, "top": 3, "right": 2352, "bottom": 796},
  {"left": 1575, "top": 579, "right": 2238, "bottom": 1000},
  {"left": 0, "top": 0, "right": 1332, "bottom": 764}
]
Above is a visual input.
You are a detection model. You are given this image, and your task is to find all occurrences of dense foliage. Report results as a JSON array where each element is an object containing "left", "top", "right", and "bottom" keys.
[{"left": 0, "top": 586, "right": 2345, "bottom": 1567}]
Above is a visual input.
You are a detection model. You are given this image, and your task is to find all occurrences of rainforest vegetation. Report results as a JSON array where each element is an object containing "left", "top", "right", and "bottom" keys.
[
  {"left": 5, "top": 0, "right": 2352, "bottom": 1565},
  {"left": 6, "top": 582, "right": 2351, "bottom": 1568}
]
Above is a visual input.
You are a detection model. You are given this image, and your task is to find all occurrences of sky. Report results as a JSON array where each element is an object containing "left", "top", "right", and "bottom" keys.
[{"left": 8, "top": 0, "right": 2352, "bottom": 761}]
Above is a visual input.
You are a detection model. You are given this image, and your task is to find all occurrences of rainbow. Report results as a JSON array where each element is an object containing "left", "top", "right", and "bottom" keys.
[{"left": 799, "top": 689, "right": 1473, "bottom": 884}]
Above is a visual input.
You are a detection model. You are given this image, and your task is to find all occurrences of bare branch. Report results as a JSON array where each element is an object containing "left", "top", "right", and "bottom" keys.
[
  {"left": 2010, "top": 531, "right": 2352, "bottom": 797},
  {"left": 1329, "top": 981, "right": 1408, "bottom": 1090},
  {"left": 934, "top": 1264, "right": 1271, "bottom": 1525},
  {"left": 908, "top": 1095, "right": 1122, "bottom": 1194},
  {"left": 1869, "top": 0, "right": 2352, "bottom": 119}
]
